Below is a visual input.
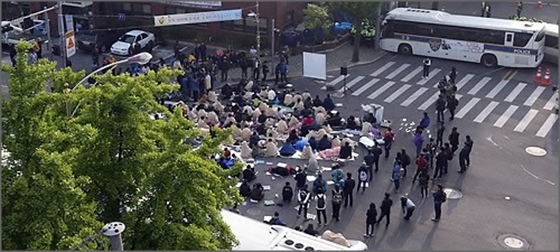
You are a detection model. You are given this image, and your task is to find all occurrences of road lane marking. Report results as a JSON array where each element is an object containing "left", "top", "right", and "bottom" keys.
[
  {"left": 400, "top": 66, "right": 423, "bottom": 82},
  {"left": 386, "top": 64, "right": 410, "bottom": 79},
  {"left": 536, "top": 113, "right": 558, "bottom": 137},
  {"left": 417, "top": 68, "right": 441, "bottom": 85},
  {"left": 417, "top": 91, "right": 440, "bottom": 111},
  {"left": 467, "top": 77, "right": 492, "bottom": 95},
  {"left": 384, "top": 84, "right": 411, "bottom": 103},
  {"left": 352, "top": 78, "right": 379, "bottom": 96},
  {"left": 367, "top": 81, "right": 395, "bottom": 100},
  {"left": 321, "top": 75, "right": 349, "bottom": 90},
  {"left": 523, "top": 86, "right": 545, "bottom": 106},
  {"left": 337, "top": 76, "right": 365, "bottom": 94},
  {"left": 455, "top": 97, "right": 480, "bottom": 119},
  {"left": 504, "top": 82, "right": 527, "bottom": 102},
  {"left": 474, "top": 101, "right": 499, "bottom": 123},
  {"left": 493, "top": 105, "right": 518, "bottom": 128},
  {"left": 370, "top": 62, "right": 395, "bottom": 77},
  {"left": 486, "top": 80, "right": 509, "bottom": 99},
  {"left": 543, "top": 93, "right": 557, "bottom": 110},
  {"left": 401, "top": 87, "right": 428, "bottom": 107},
  {"left": 514, "top": 109, "right": 539, "bottom": 133},
  {"left": 455, "top": 74, "right": 475, "bottom": 91}
]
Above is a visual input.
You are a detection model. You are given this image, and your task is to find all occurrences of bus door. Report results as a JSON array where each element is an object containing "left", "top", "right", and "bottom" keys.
[{"left": 505, "top": 32, "right": 514, "bottom": 47}]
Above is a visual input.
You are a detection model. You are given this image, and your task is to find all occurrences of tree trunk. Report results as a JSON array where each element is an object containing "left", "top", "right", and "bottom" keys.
[
  {"left": 351, "top": 22, "right": 361, "bottom": 63},
  {"left": 431, "top": 1, "right": 439, "bottom": 10}
]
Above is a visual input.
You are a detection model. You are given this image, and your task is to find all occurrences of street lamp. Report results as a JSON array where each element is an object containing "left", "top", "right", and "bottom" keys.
[{"left": 69, "top": 52, "right": 153, "bottom": 117}]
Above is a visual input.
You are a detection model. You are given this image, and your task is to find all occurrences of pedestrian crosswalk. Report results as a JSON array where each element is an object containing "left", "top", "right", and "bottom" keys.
[{"left": 322, "top": 61, "right": 558, "bottom": 138}]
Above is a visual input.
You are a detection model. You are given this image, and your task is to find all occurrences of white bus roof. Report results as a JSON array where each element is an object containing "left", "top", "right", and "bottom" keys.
[
  {"left": 386, "top": 8, "right": 545, "bottom": 33},
  {"left": 544, "top": 23, "right": 558, "bottom": 35},
  {"left": 221, "top": 210, "right": 357, "bottom": 251}
]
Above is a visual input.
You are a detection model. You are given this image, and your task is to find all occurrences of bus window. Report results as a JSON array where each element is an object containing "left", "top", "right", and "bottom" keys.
[
  {"left": 535, "top": 30, "right": 545, "bottom": 42},
  {"left": 382, "top": 21, "right": 394, "bottom": 38},
  {"left": 545, "top": 35, "right": 558, "bottom": 49},
  {"left": 513, "top": 33, "right": 532, "bottom": 47}
]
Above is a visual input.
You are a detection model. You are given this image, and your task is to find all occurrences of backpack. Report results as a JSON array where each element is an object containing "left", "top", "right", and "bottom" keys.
[
  {"left": 313, "top": 179, "right": 322, "bottom": 190},
  {"left": 446, "top": 148, "right": 453, "bottom": 160},
  {"left": 359, "top": 170, "right": 368, "bottom": 181},
  {"left": 332, "top": 191, "right": 342, "bottom": 204},
  {"left": 441, "top": 192, "right": 447, "bottom": 203},
  {"left": 299, "top": 190, "right": 308, "bottom": 203},
  {"left": 317, "top": 195, "right": 326, "bottom": 209}
]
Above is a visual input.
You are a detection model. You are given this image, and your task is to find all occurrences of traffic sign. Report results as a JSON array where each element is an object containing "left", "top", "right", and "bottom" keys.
[{"left": 65, "top": 31, "right": 76, "bottom": 57}]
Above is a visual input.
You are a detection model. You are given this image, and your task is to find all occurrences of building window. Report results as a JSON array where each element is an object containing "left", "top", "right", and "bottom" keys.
[
  {"left": 142, "top": 4, "right": 151, "bottom": 14},
  {"left": 123, "top": 2, "right": 131, "bottom": 11}
]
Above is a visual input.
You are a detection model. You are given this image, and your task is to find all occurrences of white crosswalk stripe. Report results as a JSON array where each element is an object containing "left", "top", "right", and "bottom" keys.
[
  {"left": 386, "top": 64, "right": 410, "bottom": 79},
  {"left": 474, "top": 101, "right": 499, "bottom": 123},
  {"left": 504, "top": 83, "right": 527, "bottom": 102},
  {"left": 321, "top": 75, "right": 349, "bottom": 90},
  {"left": 514, "top": 109, "right": 539, "bottom": 133},
  {"left": 523, "top": 86, "right": 546, "bottom": 106},
  {"left": 367, "top": 81, "right": 395, "bottom": 100},
  {"left": 494, "top": 105, "right": 518, "bottom": 128},
  {"left": 536, "top": 114, "right": 558, "bottom": 138},
  {"left": 486, "top": 79, "right": 509, "bottom": 99},
  {"left": 352, "top": 78, "right": 379, "bottom": 96},
  {"left": 467, "top": 77, "right": 492, "bottom": 95},
  {"left": 401, "top": 87, "right": 428, "bottom": 107},
  {"left": 384, "top": 84, "right": 411, "bottom": 103},
  {"left": 401, "top": 66, "right": 423, "bottom": 82},
  {"left": 455, "top": 74, "right": 475, "bottom": 91},
  {"left": 371, "top": 62, "right": 395, "bottom": 77},
  {"left": 417, "top": 91, "right": 440, "bottom": 111},
  {"left": 337, "top": 76, "right": 365, "bottom": 94},
  {"left": 417, "top": 68, "right": 441, "bottom": 85},
  {"left": 455, "top": 97, "right": 480, "bottom": 119},
  {"left": 543, "top": 93, "right": 556, "bottom": 110}
]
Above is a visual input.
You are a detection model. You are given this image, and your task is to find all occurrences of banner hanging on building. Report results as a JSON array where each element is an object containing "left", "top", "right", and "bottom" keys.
[
  {"left": 153, "top": 9, "right": 241, "bottom": 27},
  {"left": 164, "top": 1, "right": 222, "bottom": 9}
]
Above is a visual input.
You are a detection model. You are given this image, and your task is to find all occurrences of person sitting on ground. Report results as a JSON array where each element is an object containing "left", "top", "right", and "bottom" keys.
[
  {"left": 302, "top": 143, "right": 313, "bottom": 159},
  {"left": 364, "top": 112, "right": 377, "bottom": 125},
  {"left": 265, "top": 139, "right": 279, "bottom": 157},
  {"left": 339, "top": 142, "right": 353, "bottom": 160},
  {"left": 317, "top": 135, "right": 332, "bottom": 151},
  {"left": 279, "top": 141, "right": 297, "bottom": 157},
  {"left": 322, "top": 94, "right": 336, "bottom": 111},
  {"left": 249, "top": 131, "right": 260, "bottom": 148},
  {"left": 287, "top": 129, "right": 299, "bottom": 144},
  {"left": 304, "top": 224, "right": 320, "bottom": 236},
  {"left": 282, "top": 181, "right": 294, "bottom": 202},
  {"left": 276, "top": 119, "right": 289, "bottom": 135},
  {"left": 346, "top": 115, "right": 359, "bottom": 130},
  {"left": 249, "top": 183, "right": 265, "bottom": 201},
  {"left": 239, "top": 180, "right": 251, "bottom": 197},
  {"left": 240, "top": 141, "right": 252, "bottom": 159},
  {"left": 243, "top": 165, "right": 257, "bottom": 182},
  {"left": 308, "top": 136, "right": 318, "bottom": 151},
  {"left": 331, "top": 136, "right": 342, "bottom": 148},
  {"left": 268, "top": 212, "right": 287, "bottom": 226},
  {"left": 313, "top": 95, "right": 323, "bottom": 107},
  {"left": 325, "top": 112, "right": 343, "bottom": 127},
  {"left": 308, "top": 156, "right": 320, "bottom": 172}
]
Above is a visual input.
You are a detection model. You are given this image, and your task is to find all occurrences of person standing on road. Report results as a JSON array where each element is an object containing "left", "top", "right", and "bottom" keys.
[
  {"left": 294, "top": 168, "right": 307, "bottom": 191},
  {"left": 275, "top": 62, "right": 281, "bottom": 85},
  {"left": 413, "top": 153, "right": 428, "bottom": 182},
  {"left": 516, "top": 2, "right": 523, "bottom": 16},
  {"left": 262, "top": 61, "right": 270, "bottom": 82},
  {"left": 432, "top": 184, "right": 447, "bottom": 222},
  {"left": 279, "top": 60, "right": 288, "bottom": 84},
  {"left": 447, "top": 95, "right": 459, "bottom": 121},
  {"left": 364, "top": 203, "right": 377, "bottom": 237},
  {"left": 91, "top": 47, "right": 100, "bottom": 67},
  {"left": 422, "top": 57, "right": 431, "bottom": 78},
  {"left": 315, "top": 188, "right": 328, "bottom": 226},
  {"left": 418, "top": 171, "right": 430, "bottom": 197},
  {"left": 239, "top": 58, "right": 248, "bottom": 79},
  {"left": 400, "top": 149, "right": 412, "bottom": 177},
  {"left": 363, "top": 150, "right": 375, "bottom": 176},
  {"left": 377, "top": 193, "right": 393, "bottom": 227},
  {"left": 200, "top": 43, "right": 207, "bottom": 62},
  {"left": 357, "top": 163, "right": 369, "bottom": 194},
  {"left": 436, "top": 122, "right": 445, "bottom": 148},
  {"left": 433, "top": 147, "right": 447, "bottom": 179},
  {"left": 9, "top": 44, "right": 17, "bottom": 66},
  {"left": 449, "top": 66, "right": 457, "bottom": 84},
  {"left": 343, "top": 172, "right": 355, "bottom": 207},
  {"left": 458, "top": 144, "right": 469, "bottom": 173},
  {"left": 392, "top": 160, "right": 402, "bottom": 192},
  {"left": 370, "top": 144, "right": 383, "bottom": 173},
  {"left": 252, "top": 57, "right": 261, "bottom": 80},
  {"left": 464, "top": 135, "right": 474, "bottom": 167},
  {"left": 220, "top": 56, "right": 230, "bottom": 82},
  {"left": 331, "top": 184, "right": 343, "bottom": 221},
  {"left": 383, "top": 128, "right": 395, "bottom": 159},
  {"left": 448, "top": 127, "right": 460, "bottom": 154},
  {"left": 413, "top": 129, "right": 425, "bottom": 157},
  {"left": 400, "top": 195, "right": 416, "bottom": 220},
  {"left": 297, "top": 185, "right": 311, "bottom": 220},
  {"left": 436, "top": 94, "right": 446, "bottom": 122}
]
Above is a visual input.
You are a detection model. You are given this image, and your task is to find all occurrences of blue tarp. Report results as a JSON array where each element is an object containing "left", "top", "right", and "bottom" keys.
[
  {"left": 294, "top": 138, "right": 309, "bottom": 151},
  {"left": 279, "top": 142, "right": 297, "bottom": 157}
]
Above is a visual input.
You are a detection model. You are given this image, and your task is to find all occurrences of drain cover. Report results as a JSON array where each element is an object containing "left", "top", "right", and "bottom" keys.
[
  {"left": 246, "top": 208, "right": 261, "bottom": 216},
  {"left": 443, "top": 188, "right": 463, "bottom": 199},
  {"left": 497, "top": 234, "right": 530, "bottom": 250},
  {"left": 525, "top": 146, "right": 547, "bottom": 157}
]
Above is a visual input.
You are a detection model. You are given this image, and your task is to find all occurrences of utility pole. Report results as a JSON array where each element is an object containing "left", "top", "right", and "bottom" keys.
[
  {"left": 57, "top": 1, "right": 67, "bottom": 68},
  {"left": 255, "top": 1, "right": 260, "bottom": 57},
  {"left": 374, "top": 6, "right": 381, "bottom": 52},
  {"left": 271, "top": 18, "right": 275, "bottom": 66},
  {"left": 44, "top": 6, "right": 52, "bottom": 60}
]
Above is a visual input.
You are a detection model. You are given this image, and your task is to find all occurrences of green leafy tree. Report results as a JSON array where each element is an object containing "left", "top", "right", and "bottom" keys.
[
  {"left": 68, "top": 67, "right": 242, "bottom": 250},
  {"left": 330, "top": 2, "right": 381, "bottom": 62},
  {"left": 303, "top": 3, "right": 331, "bottom": 30},
  {"left": 2, "top": 41, "right": 103, "bottom": 250}
]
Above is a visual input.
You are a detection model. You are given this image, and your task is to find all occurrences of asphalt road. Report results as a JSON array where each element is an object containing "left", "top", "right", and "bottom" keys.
[{"left": 234, "top": 53, "right": 559, "bottom": 250}]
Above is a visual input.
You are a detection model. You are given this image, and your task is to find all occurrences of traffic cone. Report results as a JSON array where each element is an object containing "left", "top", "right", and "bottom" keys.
[
  {"left": 537, "top": 1, "right": 543, "bottom": 9},
  {"left": 541, "top": 68, "right": 551, "bottom": 86},
  {"left": 533, "top": 66, "right": 542, "bottom": 84}
]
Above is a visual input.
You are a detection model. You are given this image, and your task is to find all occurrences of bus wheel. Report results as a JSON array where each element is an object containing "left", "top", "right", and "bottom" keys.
[
  {"left": 398, "top": 44, "right": 413, "bottom": 55},
  {"left": 481, "top": 54, "right": 497, "bottom": 68}
]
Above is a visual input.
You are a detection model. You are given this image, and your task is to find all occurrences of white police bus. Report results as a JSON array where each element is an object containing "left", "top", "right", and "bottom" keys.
[
  {"left": 380, "top": 8, "right": 546, "bottom": 68},
  {"left": 543, "top": 23, "right": 558, "bottom": 64}
]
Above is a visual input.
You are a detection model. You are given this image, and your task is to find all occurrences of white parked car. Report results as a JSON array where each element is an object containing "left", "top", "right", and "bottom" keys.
[{"left": 110, "top": 30, "right": 155, "bottom": 56}]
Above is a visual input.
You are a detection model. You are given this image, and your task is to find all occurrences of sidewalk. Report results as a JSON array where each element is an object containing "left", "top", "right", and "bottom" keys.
[{"left": 171, "top": 40, "right": 387, "bottom": 85}]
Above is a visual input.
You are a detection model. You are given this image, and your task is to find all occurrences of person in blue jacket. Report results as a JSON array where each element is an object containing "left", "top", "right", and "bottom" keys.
[
  {"left": 308, "top": 136, "right": 318, "bottom": 151},
  {"left": 317, "top": 135, "right": 332, "bottom": 151},
  {"left": 181, "top": 74, "right": 190, "bottom": 102},
  {"left": 322, "top": 94, "right": 336, "bottom": 112},
  {"left": 191, "top": 74, "right": 200, "bottom": 101},
  {"left": 419, "top": 112, "right": 431, "bottom": 130}
]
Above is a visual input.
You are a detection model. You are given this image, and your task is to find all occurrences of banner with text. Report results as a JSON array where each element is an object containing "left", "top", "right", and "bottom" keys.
[{"left": 153, "top": 9, "right": 242, "bottom": 27}]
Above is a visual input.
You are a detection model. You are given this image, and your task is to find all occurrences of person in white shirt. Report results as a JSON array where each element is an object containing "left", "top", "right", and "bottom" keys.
[
  {"left": 315, "top": 188, "right": 328, "bottom": 225},
  {"left": 267, "top": 88, "right": 277, "bottom": 102},
  {"left": 400, "top": 195, "right": 416, "bottom": 220},
  {"left": 422, "top": 58, "right": 431, "bottom": 78}
]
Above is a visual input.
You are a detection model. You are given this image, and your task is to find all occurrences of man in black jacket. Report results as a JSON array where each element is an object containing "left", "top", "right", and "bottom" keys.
[
  {"left": 432, "top": 184, "right": 446, "bottom": 222},
  {"left": 436, "top": 122, "right": 445, "bottom": 147},
  {"left": 464, "top": 135, "right": 474, "bottom": 167},
  {"left": 458, "top": 144, "right": 469, "bottom": 173},
  {"left": 433, "top": 147, "right": 448, "bottom": 179},
  {"left": 343, "top": 173, "right": 355, "bottom": 207},
  {"left": 339, "top": 142, "right": 352, "bottom": 160},
  {"left": 294, "top": 168, "right": 307, "bottom": 191},
  {"left": 447, "top": 95, "right": 459, "bottom": 121},
  {"left": 435, "top": 94, "right": 446, "bottom": 122},
  {"left": 377, "top": 193, "right": 393, "bottom": 227},
  {"left": 448, "top": 127, "right": 460, "bottom": 154},
  {"left": 242, "top": 165, "right": 257, "bottom": 182},
  {"left": 282, "top": 182, "right": 294, "bottom": 202},
  {"left": 366, "top": 145, "right": 382, "bottom": 174}
]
